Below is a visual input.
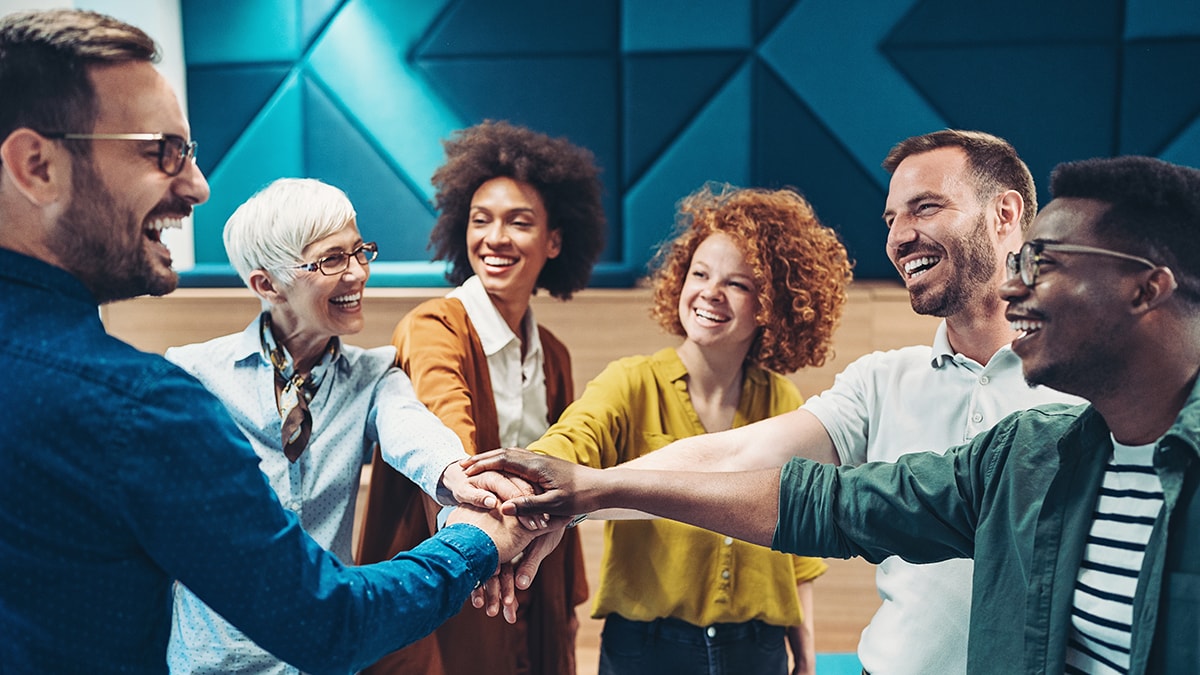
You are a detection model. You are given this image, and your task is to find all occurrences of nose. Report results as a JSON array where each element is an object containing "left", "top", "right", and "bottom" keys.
[
  {"left": 886, "top": 215, "right": 917, "bottom": 257},
  {"left": 342, "top": 253, "right": 369, "bottom": 281},
  {"left": 173, "top": 155, "right": 210, "bottom": 205},
  {"left": 998, "top": 271, "right": 1029, "bottom": 304}
]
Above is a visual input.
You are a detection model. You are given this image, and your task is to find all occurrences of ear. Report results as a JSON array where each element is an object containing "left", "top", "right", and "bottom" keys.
[
  {"left": 249, "top": 269, "right": 287, "bottom": 305},
  {"left": 546, "top": 227, "right": 563, "bottom": 259},
  {"left": 0, "top": 128, "right": 69, "bottom": 206},
  {"left": 1131, "top": 266, "right": 1179, "bottom": 314},
  {"left": 993, "top": 189, "right": 1023, "bottom": 241}
]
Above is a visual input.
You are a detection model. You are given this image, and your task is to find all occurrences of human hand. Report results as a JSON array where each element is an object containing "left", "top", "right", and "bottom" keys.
[
  {"left": 462, "top": 448, "right": 604, "bottom": 516},
  {"left": 444, "top": 502, "right": 566, "bottom": 572},
  {"left": 440, "top": 462, "right": 550, "bottom": 531},
  {"left": 468, "top": 525, "right": 568, "bottom": 621}
]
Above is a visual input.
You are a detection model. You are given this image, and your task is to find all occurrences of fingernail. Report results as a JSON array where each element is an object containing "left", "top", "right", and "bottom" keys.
[
  {"left": 518, "top": 575, "right": 531, "bottom": 588},
  {"left": 484, "top": 496, "right": 496, "bottom": 508}
]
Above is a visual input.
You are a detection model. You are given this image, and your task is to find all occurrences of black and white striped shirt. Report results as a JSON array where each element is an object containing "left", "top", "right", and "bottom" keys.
[{"left": 1065, "top": 436, "right": 1164, "bottom": 674}]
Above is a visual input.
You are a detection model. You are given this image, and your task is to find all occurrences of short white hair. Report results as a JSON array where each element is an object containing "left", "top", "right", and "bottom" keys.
[{"left": 223, "top": 178, "right": 357, "bottom": 289}]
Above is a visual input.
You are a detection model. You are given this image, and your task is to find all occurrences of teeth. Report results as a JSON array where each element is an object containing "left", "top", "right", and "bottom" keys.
[
  {"left": 483, "top": 255, "right": 516, "bottom": 267},
  {"left": 1009, "top": 319, "right": 1043, "bottom": 333},
  {"left": 904, "top": 256, "right": 940, "bottom": 276},
  {"left": 695, "top": 308, "right": 726, "bottom": 322},
  {"left": 146, "top": 217, "right": 183, "bottom": 232},
  {"left": 331, "top": 292, "right": 361, "bottom": 304}
]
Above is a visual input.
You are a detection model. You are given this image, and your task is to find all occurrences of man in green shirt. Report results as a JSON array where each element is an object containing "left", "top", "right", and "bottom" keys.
[{"left": 467, "top": 155, "right": 1200, "bottom": 674}]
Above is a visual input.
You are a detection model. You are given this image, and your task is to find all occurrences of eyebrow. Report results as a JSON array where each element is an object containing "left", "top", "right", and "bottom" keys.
[{"left": 882, "top": 190, "right": 945, "bottom": 220}]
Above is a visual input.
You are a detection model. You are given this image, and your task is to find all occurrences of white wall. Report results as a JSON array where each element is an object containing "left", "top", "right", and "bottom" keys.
[{"left": 0, "top": 1, "right": 195, "bottom": 267}]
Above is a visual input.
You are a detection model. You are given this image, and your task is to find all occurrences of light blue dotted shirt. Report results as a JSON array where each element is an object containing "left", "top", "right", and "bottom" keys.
[{"left": 166, "top": 318, "right": 468, "bottom": 675}]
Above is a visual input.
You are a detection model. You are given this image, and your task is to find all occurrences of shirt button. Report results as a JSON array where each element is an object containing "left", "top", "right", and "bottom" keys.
[
  {"left": 971, "top": 412, "right": 983, "bottom": 424},
  {"left": 979, "top": 375, "right": 990, "bottom": 385},
  {"left": 724, "top": 537, "right": 734, "bottom": 545},
  {"left": 721, "top": 569, "right": 731, "bottom": 579},
  {"left": 706, "top": 626, "right": 717, "bottom": 638}
]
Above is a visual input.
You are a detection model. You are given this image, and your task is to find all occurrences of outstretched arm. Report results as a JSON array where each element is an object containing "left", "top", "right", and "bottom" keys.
[
  {"left": 620, "top": 408, "right": 839, "bottom": 473},
  {"left": 465, "top": 448, "right": 782, "bottom": 547}
]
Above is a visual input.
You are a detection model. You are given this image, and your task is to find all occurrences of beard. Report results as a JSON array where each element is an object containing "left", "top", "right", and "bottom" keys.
[
  {"left": 49, "top": 155, "right": 179, "bottom": 304},
  {"left": 908, "top": 212, "right": 998, "bottom": 317}
]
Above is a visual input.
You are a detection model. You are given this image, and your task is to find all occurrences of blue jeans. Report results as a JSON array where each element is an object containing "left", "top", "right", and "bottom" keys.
[{"left": 598, "top": 614, "right": 788, "bottom": 675}]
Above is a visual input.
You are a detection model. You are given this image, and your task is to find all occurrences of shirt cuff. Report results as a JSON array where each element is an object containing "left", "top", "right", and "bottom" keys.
[{"left": 434, "top": 523, "right": 499, "bottom": 585}]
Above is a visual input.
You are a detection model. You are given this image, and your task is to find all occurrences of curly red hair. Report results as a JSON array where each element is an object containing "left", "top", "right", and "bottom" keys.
[{"left": 648, "top": 184, "right": 853, "bottom": 374}]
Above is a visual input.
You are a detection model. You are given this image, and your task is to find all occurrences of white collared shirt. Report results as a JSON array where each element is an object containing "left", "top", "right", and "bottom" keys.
[
  {"left": 448, "top": 275, "right": 550, "bottom": 450},
  {"left": 802, "top": 320, "right": 1082, "bottom": 675}
]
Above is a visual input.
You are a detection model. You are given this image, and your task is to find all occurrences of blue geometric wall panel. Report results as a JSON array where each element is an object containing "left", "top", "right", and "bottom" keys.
[{"left": 181, "top": 0, "right": 1200, "bottom": 287}]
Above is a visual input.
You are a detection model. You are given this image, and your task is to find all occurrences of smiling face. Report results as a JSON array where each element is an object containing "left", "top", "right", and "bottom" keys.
[
  {"left": 266, "top": 221, "right": 370, "bottom": 355},
  {"left": 1001, "top": 197, "right": 1141, "bottom": 396},
  {"left": 883, "top": 146, "right": 1003, "bottom": 318},
  {"left": 49, "top": 61, "right": 209, "bottom": 303},
  {"left": 677, "top": 232, "right": 761, "bottom": 357},
  {"left": 466, "top": 176, "right": 562, "bottom": 327}
]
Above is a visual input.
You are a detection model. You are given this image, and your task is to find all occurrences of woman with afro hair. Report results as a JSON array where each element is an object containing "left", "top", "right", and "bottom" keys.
[
  {"left": 356, "top": 120, "right": 606, "bottom": 675},
  {"left": 524, "top": 183, "right": 852, "bottom": 675}
]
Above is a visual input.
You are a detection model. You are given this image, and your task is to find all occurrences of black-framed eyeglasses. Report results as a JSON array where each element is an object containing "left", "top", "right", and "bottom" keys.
[
  {"left": 289, "top": 242, "right": 379, "bottom": 276},
  {"left": 1005, "top": 240, "right": 1158, "bottom": 287},
  {"left": 39, "top": 132, "right": 198, "bottom": 177}
]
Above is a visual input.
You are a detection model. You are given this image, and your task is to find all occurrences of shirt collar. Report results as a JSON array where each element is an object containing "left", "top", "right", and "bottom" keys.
[
  {"left": 232, "top": 313, "right": 344, "bottom": 372},
  {"left": 929, "top": 319, "right": 1020, "bottom": 371},
  {"left": 449, "top": 275, "right": 541, "bottom": 358},
  {"left": 651, "top": 346, "right": 769, "bottom": 388}
]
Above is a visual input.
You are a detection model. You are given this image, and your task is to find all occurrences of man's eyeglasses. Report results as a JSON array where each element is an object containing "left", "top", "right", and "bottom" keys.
[
  {"left": 39, "top": 132, "right": 198, "bottom": 177},
  {"left": 289, "top": 242, "right": 379, "bottom": 276},
  {"left": 1005, "top": 240, "right": 1158, "bottom": 287}
]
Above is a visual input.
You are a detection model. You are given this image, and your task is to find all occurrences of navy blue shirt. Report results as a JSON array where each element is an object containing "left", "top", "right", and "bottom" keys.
[{"left": 0, "top": 248, "right": 499, "bottom": 674}]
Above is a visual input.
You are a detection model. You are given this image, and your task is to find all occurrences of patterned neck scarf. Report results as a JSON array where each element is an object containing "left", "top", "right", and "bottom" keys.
[{"left": 259, "top": 313, "right": 338, "bottom": 462}]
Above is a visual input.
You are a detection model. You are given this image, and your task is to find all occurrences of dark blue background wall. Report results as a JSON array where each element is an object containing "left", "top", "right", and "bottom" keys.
[{"left": 181, "top": 0, "right": 1200, "bottom": 287}]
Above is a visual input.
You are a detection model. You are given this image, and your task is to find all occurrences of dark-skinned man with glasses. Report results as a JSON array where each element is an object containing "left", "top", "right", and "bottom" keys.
[
  {"left": 469, "top": 154, "right": 1200, "bottom": 674},
  {"left": 0, "top": 9, "right": 559, "bottom": 674}
]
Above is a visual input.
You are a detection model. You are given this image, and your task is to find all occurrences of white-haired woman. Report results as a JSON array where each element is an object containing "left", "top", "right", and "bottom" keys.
[{"left": 165, "top": 178, "right": 506, "bottom": 674}]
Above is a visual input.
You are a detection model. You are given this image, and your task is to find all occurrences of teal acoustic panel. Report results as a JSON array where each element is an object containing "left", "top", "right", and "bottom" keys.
[
  {"left": 1120, "top": 40, "right": 1200, "bottom": 155},
  {"left": 623, "top": 54, "right": 745, "bottom": 185},
  {"left": 183, "top": 0, "right": 303, "bottom": 64},
  {"left": 759, "top": 0, "right": 941, "bottom": 188},
  {"left": 1125, "top": 0, "right": 1200, "bottom": 38},
  {"left": 886, "top": 43, "right": 1118, "bottom": 202},
  {"left": 886, "top": 0, "right": 1121, "bottom": 43},
  {"left": 753, "top": 61, "right": 890, "bottom": 279},
  {"left": 624, "top": 64, "right": 753, "bottom": 275},
  {"left": 623, "top": 0, "right": 752, "bottom": 51},
  {"left": 418, "top": 0, "right": 617, "bottom": 55},
  {"left": 186, "top": 65, "right": 290, "bottom": 174},
  {"left": 302, "top": 76, "right": 436, "bottom": 263},
  {"left": 194, "top": 75, "right": 306, "bottom": 264},
  {"left": 309, "top": 0, "right": 463, "bottom": 206}
]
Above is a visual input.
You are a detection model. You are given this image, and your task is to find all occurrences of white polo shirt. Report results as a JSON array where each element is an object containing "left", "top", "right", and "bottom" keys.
[{"left": 802, "top": 321, "right": 1081, "bottom": 675}]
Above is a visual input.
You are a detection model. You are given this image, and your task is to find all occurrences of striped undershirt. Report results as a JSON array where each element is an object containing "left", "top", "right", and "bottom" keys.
[{"left": 1065, "top": 435, "right": 1164, "bottom": 674}]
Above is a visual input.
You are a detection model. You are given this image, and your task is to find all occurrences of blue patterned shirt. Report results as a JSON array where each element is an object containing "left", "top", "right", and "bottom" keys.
[{"left": 0, "top": 248, "right": 498, "bottom": 674}]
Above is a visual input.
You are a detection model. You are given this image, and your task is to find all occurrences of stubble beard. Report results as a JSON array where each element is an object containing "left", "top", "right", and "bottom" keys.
[
  {"left": 50, "top": 157, "right": 179, "bottom": 304},
  {"left": 908, "top": 212, "right": 998, "bottom": 318}
]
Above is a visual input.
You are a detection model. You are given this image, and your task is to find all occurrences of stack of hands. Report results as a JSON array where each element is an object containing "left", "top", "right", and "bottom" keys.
[{"left": 438, "top": 449, "right": 594, "bottom": 623}]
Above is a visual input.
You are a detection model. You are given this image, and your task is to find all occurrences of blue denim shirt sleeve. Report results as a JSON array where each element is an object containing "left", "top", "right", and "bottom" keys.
[{"left": 115, "top": 365, "right": 498, "bottom": 673}]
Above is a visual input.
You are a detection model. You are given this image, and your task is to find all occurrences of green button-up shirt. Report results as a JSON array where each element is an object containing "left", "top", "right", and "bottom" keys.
[{"left": 774, "top": 378, "right": 1200, "bottom": 674}]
